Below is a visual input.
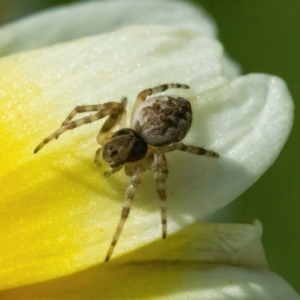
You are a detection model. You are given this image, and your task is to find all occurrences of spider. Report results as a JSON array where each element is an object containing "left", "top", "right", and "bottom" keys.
[{"left": 34, "top": 83, "right": 219, "bottom": 261}]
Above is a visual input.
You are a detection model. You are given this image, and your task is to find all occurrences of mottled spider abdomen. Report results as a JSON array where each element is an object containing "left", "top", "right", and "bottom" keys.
[{"left": 132, "top": 95, "right": 192, "bottom": 147}]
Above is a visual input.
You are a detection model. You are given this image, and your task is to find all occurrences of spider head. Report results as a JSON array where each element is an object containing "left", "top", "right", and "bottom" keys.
[{"left": 102, "top": 128, "right": 148, "bottom": 168}]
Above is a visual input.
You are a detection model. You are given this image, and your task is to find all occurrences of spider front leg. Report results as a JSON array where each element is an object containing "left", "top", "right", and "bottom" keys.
[
  {"left": 96, "top": 97, "right": 127, "bottom": 146},
  {"left": 105, "top": 165, "right": 145, "bottom": 262},
  {"left": 94, "top": 98, "right": 127, "bottom": 168},
  {"left": 103, "top": 165, "right": 123, "bottom": 177},
  {"left": 60, "top": 104, "right": 103, "bottom": 126},
  {"left": 154, "top": 153, "right": 169, "bottom": 239},
  {"left": 94, "top": 115, "right": 122, "bottom": 167},
  {"left": 105, "top": 152, "right": 154, "bottom": 262},
  {"left": 34, "top": 102, "right": 125, "bottom": 153},
  {"left": 94, "top": 147, "right": 103, "bottom": 166}
]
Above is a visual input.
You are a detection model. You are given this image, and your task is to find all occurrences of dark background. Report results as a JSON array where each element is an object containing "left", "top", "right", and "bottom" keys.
[{"left": 0, "top": 0, "right": 299, "bottom": 293}]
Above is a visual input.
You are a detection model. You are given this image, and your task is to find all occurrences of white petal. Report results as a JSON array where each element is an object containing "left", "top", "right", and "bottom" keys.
[
  {"left": 79, "top": 221, "right": 298, "bottom": 300},
  {"left": 126, "top": 219, "right": 268, "bottom": 270},
  {"left": 167, "top": 268, "right": 300, "bottom": 300},
  {"left": 181, "top": 74, "right": 294, "bottom": 220},
  {"left": 0, "top": 0, "right": 217, "bottom": 56}
]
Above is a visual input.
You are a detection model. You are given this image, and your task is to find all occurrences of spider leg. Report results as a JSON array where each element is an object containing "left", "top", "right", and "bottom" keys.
[
  {"left": 103, "top": 165, "right": 123, "bottom": 177},
  {"left": 105, "top": 166, "right": 145, "bottom": 262},
  {"left": 94, "top": 147, "right": 103, "bottom": 166},
  {"left": 94, "top": 98, "right": 127, "bottom": 166},
  {"left": 97, "top": 97, "right": 127, "bottom": 146},
  {"left": 119, "top": 97, "right": 128, "bottom": 128},
  {"left": 93, "top": 116, "right": 119, "bottom": 167},
  {"left": 154, "top": 153, "right": 169, "bottom": 239},
  {"left": 152, "top": 143, "right": 218, "bottom": 239},
  {"left": 105, "top": 151, "right": 154, "bottom": 261},
  {"left": 94, "top": 98, "right": 127, "bottom": 165},
  {"left": 34, "top": 102, "right": 124, "bottom": 153},
  {"left": 131, "top": 83, "right": 189, "bottom": 125},
  {"left": 61, "top": 105, "right": 103, "bottom": 126},
  {"left": 158, "top": 142, "right": 219, "bottom": 158}
]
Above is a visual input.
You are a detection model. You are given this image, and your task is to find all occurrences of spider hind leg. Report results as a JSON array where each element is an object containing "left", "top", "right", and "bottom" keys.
[{"left": 154, "top": 153, "right": 169, "bottom": 239}]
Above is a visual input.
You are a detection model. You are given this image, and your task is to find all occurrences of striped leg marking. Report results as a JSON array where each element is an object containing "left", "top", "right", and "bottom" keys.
[
  {"left": 154, "top": 153, "right": 169, "bottom": 239},
  {"left": 61, "top": 104, "right": 103, "bottom": 126},
  {"left": 34, "top": 102, "right": 125, "bottom": 153},
  {"left": 105, "top": 167, "right": 145, "bottom": 262},
  {"left": 158, "top": 142, "right": 219, "bottom": 158},
  {"left": 97, "top": 97, "right": 127, "bottom": 146}
]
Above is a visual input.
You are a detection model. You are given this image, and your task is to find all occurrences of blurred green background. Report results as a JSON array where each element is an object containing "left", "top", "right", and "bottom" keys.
[{"left": 0, "top": 0, "right": 299, "bottom": 293}]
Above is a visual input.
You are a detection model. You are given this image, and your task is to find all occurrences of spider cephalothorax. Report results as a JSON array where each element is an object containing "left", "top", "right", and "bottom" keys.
[
  {"left": 34, "top": 83, "right": 219, "bottom": 261},
  {"left": 102, "top": 128, "right": 148, "bottom": 168}
]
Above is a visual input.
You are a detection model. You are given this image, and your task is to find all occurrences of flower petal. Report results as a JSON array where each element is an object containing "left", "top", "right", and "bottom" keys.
[
  {"left": 0, "top": 221, "right": 299, "bottom": 299},
  {"left": 185, "top": 73, "right": 294, "bottom": 219},
  {"left": 0, "top": 25, "right": 293, "bottom": 288},
  {"left": 0, "top": 0, "right": 217, "bottom": 57}
]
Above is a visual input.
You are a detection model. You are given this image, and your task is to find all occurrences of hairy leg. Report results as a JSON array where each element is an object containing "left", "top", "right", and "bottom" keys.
[
  {"left": 154, "top": 153, "right": 169, "bottom": 239},
  {"left": 61, "top": 104, "right": 102, "bottom": 126},
  {"left": 158, "top": 142, "right": 219, "bottom": 158},
  {"left": 105, "top": 166, "right": 145, "bottom": 262},
  {"left": 34, "top": 102, "right": 125, "bottom": 153},
  {"left": 96, "top": 97, "right": 127, "bottom": 146}
]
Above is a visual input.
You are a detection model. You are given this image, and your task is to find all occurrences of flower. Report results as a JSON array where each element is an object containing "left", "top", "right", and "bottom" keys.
[{"left": 0, "top": 1, "right": 298, "bottom": 299}]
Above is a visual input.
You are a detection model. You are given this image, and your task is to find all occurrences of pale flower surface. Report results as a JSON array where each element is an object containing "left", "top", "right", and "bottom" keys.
[{"left": 0, "top": 1, "right": 297, "bottom": 299}]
